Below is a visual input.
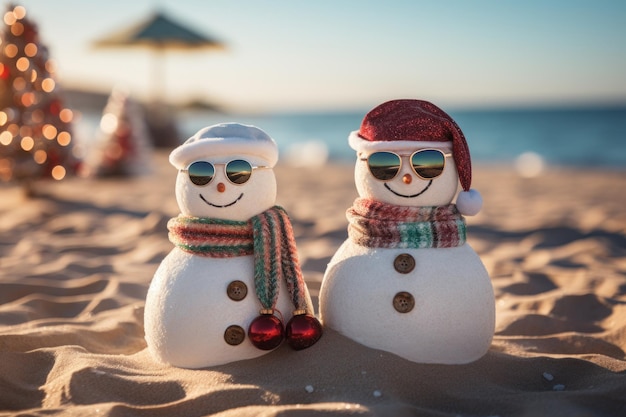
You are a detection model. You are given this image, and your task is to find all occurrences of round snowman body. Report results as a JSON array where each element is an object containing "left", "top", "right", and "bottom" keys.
[
  {"left": 321, "top": 241, "right": 494, "bottom": 364},
  {"left": 145, "top": 124, "right": 315, "bottom": 368},
  {"left": 320, "top": 140, "right": 495, "bottom": 364},
  {"left": 145, "top": 249, "right": 304, "bottom": 368}
]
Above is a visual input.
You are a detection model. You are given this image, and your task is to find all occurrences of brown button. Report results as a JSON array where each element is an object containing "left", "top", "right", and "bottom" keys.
[
  {"left": 393, "top": 254, "right": 415, "bottom": 274},
  {"left": 227, "top": 280, "right": 248, "bottom": 301},
  {"left": 224, "top": 325, "right": 245, "bottom": 345},
  {"left": 393, "top": 292, "right": 415, "bottom": 313}
]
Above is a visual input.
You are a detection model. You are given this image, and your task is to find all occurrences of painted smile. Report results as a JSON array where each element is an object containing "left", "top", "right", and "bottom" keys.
[
  {"left": 199, "top": 193, "right": 244, "bottom": 208},
  {"left": 384, "top": 180, "right": 432, "bottom": 198}
]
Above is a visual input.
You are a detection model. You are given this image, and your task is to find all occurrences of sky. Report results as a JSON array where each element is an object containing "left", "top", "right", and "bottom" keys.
[{"left": 8, "top": 0, "right": 626, "bottom": 112}]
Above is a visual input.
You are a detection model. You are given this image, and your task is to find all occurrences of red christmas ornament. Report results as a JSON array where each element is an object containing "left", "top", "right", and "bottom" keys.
[
  {"left": 248, "top": 314, "right": 284, "bottom": 350},
  {"left": 0, "top": 63, "right": 9, "bottom": 80},
  {"left": 48, "top": 99, "right": 61, "bottom": 115},
  {"left": 286, "top": 314, "right": 323, "bottom": 350}
]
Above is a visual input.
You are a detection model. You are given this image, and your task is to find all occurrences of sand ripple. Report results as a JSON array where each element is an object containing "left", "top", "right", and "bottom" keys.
[{"left": 1, "top": 155, "right": 625, "bottom": 416}]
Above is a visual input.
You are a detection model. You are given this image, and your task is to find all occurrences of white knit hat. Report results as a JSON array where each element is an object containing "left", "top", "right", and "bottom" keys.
[{"left": 169, "top": 123, "right": 279, "bottom": 169}]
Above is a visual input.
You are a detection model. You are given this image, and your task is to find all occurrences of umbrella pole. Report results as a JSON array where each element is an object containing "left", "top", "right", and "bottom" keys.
[
  {"left": 146, "top": 44, "right": 179, "bottom": 148},
  {"left": 152, "top": 45, "right": 165, "bottom": 104}
]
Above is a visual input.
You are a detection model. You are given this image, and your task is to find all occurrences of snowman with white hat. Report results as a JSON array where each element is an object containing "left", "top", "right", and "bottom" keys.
[
  {"left": 145, "top": 123, "right": 322, "bottom": 369},
  {"left": 320, "top": 99, "right": 494, "bottom": 364}
]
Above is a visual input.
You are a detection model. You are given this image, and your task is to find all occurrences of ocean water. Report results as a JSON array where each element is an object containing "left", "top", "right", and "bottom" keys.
[
  {"left": 80, "top": 105, "right": 626, "bottom": 169},
  {"left": 178, "top": 105, "right": 626, "bottom": 169}
]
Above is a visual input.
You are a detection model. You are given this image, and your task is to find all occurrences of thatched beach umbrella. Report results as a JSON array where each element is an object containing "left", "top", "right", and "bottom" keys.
[
  {"left": 92, "top": 10, "right": 225, "bottom": 147},
  {"left": 93, "top": 10, "right": 225, "bottom": 102}
]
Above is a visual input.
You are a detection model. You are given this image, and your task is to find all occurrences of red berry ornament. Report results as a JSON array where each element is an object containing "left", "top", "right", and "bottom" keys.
[
  {"left": 248, "top": 313, "right": 284, "bottom": 350},
  {"left": 286, "top": 313, "right": 323, "bottom": 350}
]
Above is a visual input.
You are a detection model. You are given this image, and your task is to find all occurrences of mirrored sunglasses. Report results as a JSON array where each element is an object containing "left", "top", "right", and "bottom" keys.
[
  {"left": 181, "top": 160, "right": 270, "bottom": 186},
  {"left": 361, "top": 149, "right": 451, "bottom": 181}
]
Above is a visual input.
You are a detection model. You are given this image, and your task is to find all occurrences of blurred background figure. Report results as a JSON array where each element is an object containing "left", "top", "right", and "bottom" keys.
[{"left": 80, "top": 87, "right": 152, "bottom": 177}]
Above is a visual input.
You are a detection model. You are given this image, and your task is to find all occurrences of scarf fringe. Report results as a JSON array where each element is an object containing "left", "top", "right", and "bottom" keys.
[{"left": 168, "top": 206, "right": 308, "bottom": 313}]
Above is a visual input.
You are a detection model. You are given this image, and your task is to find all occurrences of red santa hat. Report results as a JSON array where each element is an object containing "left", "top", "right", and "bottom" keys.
[{"left": 349, "top": 99, "right": 482, "bottom": 215}]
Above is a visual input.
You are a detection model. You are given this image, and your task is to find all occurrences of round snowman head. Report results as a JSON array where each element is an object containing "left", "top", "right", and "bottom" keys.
[
  {"left": 350, "top": 99, "right": 482, "bottom": 214},
  {"left": 169, "top": 123, "right": 278, "bottom": 221},
  {"left": 353, "top": 141, "right": 459, "bottom": 207}
]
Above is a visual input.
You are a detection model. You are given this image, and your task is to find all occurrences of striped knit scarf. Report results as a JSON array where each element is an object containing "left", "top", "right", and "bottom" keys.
[
  {"left": 347, "top": 198, "right": 466, "bottom": 249},
  {"left": 167, "top": 206, "right": 309, "bottom": 313}
]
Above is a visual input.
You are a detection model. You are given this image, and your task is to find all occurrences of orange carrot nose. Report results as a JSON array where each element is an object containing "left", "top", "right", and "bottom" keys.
[
  {"left": 217, "top": 182, "right": 226, "bottom": 193},
  {"left": 402, "top": 174, "right": 412, "bottom": 184}
]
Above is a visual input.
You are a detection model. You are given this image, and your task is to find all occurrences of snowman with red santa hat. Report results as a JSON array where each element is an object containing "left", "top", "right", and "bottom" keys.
[{"left": 320, "top": 99, "right": 495, "bottom": 364}]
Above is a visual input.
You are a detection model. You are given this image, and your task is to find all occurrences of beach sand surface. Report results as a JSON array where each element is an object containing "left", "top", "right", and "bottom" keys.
[{"left": 1, "top": 151, "right": 625, "bottom": 416}]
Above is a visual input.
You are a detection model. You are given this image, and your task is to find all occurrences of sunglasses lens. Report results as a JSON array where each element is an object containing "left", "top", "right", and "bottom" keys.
[
  {"left": 188, "top": 161, "right": 215, "bottom": 185},
  {"left": 367, "top": 152, "right": 401, "bottom": 181},
  {"left": 226, "top": 159, "right": 252, "bottom": 184},
  {"left": 411, "top": 150, "right": 445, "bottom": 179}
]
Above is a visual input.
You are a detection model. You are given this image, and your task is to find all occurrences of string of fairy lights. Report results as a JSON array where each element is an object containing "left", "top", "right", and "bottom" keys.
[{"left": 0, "top": 4, "right": 78, "bottom": 183}]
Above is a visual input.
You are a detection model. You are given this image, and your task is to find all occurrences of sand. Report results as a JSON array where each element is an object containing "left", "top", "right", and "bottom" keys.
[{"left": 1, "top": 151, "right": 625, "bottom": 416}]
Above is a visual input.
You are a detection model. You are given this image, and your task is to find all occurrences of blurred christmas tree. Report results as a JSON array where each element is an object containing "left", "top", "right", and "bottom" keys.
[
  {"left": 81, "top": 88, "right": 153, "bottom": 177},
  {"left": 0, "top": 4, "right": 79, "bottom": 195}
]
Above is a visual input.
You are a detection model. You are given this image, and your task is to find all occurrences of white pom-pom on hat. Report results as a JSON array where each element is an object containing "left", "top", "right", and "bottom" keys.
[{"left": 456, "top": 189, "right": 483, "bottom": 216}]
